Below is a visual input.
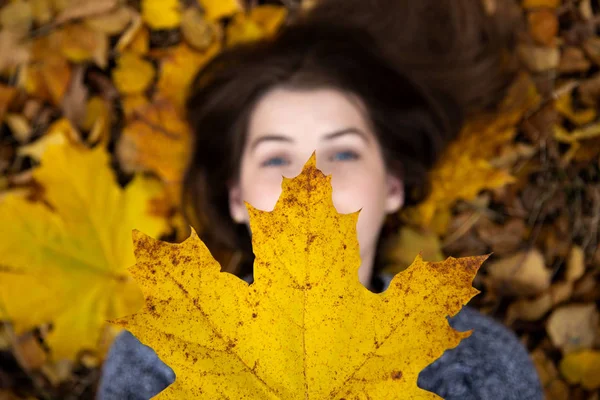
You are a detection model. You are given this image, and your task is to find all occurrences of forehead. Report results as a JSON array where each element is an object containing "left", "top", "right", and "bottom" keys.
[{"left": 247, "top": 87, "right": 371, "bottom": 138}]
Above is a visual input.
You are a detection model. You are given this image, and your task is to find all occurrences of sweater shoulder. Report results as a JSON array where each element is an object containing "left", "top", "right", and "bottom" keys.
[{"left": 418, "top": 306, "right": 543, "bottom": 400}]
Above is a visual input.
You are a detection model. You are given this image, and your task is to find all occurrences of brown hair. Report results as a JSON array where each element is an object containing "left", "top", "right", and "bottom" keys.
[{"left": 303, "top": 0, "right": 523, "bottom": 116}]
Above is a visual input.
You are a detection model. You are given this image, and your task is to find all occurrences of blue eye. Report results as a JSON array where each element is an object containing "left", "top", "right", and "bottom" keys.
[
  {"left": 331, "top": 150, "right": 359, "bottom": 161},
  {"left": 261, "top": 157, "right": 289, "bottom": 167}
]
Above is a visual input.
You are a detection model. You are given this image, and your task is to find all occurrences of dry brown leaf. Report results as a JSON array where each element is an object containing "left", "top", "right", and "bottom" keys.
[
  {"left": 549, "top": 281, "right": 574, "bottom": 305},
  {"left": 583, "top": 37, "right": 600, "bottom": 66},
  {"left": 85, "top": 6, "right": 132, "bottom": 35},
  {"left": 116, "top": 99, "right": 191, "bottom": 190},
  {"left": 566, "top": 245, "right": 586, "bottom": 282},
  {"left": 579, "top": 72, "right": 600, "bottom": 106},
  {"left": 60, "top": 65, "right": 88, "bottom": 128},
  {"left": 518, "top": 44, "right": 560, "bottom": 72},
  {"left": 0, "top": 84, "right": 17, "bottom": 121},
  {"left": 532, "top": 348, "right": 560, "bottom": 387},
  {"left": 30, "top": 0, "right": 52, "bottom": 24},
  {"left": 21, "top": 38, "right": 71, "bottom": 106},
  {"left": 55, "top": 23, "right": 109, "bottom": 68},
  {"left": 572, "top": 271, "right": 600, "bottom": 302},
  {"left": 528, "top": 9, "right": 558, "bottom": 47},
  {"left": 54, "top": 0, "right": 118, "bottom": 25},
  {"left": 181, "top": 7, "right": 217, "bottom": 51},
  {"left": 486, "top": 249, "right": 552, "bottom": 296},
  {"left": 476, "top": 217, "right": 526, "bottom": 256},
  {"left": 0, "top": 0, "right": 33, "bottom": 36},
  {"left": 506, "top": 293, "right": 553, "bottom": 323},
  {"left": 558, "top": 47, "right": 591, "bottom": 74},
  {"left": 115, "top": 8, "right": 148, "bottom": 55},
  {"left": 5, "top": 114, "right": 32, "bottom": 143},
  {"left": 546, "top": 304, "right": 599, "bottom": 353},
  {"left": 0, "top": 30, "right": 31, "bottom": 72}
]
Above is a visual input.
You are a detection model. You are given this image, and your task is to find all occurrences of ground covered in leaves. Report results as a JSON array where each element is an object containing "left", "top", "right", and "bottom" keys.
[{"left": 0, "top": 0, "right": 599, "bottom": 399}]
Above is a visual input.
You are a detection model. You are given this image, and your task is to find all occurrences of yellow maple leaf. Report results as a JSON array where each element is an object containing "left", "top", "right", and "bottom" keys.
[
  {"left": 111, "top": 154, "right": 484, "bottom": 399},
  {"left": 112, "top": 52, "right": 156, "bottom": 95},
  {"left": 0, "top": 140, "right": 168, "bottom": 360},
  {"left": 225, "top": 5, "right": 287, "bottom": 48},
  {"left": 142, "top": 0, "right": 181, "bottom": 29},
  {"left": 559, "top": 350, "right": 600, "bottom": 390}
]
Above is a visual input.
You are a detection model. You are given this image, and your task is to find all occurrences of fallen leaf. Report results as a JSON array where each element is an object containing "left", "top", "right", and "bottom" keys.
[
  {"left": 546, "top": 304, "right": 599, "bottom": 353},
  {"left": 112, "top": 52, "right": 155, "bottom": 95},
  {"left": 486, "top": 249, "right": 552, "bottom": 296},
  {"left": 5, "top": 114, "right": 32, "bottom": 143},
  {"left": 21, "top": 38, "right": 71, "bottom": 105},
  {"left": 0, "top": 30, "right": 31, "bottom": 72},
  {"left": 198, "top": 0, "right": 242, "bottom": 21},
  {"left": 121, "top": 93, "right": 150, "bottom": 120},
  {"left": 559, "top": 350, "right": 600, "bottom": 390},
  {"left": 555, "top": 92, "right": 597, "bottom": 126},
  {"left": 115, "top": 8, "right": 148, "bottom": 55},
  {"left": 506, "top": 292, "right": 553, "bottom": 323},
  {"left": 549, "top": 281, "right": 573, "bottom": 305},
  {"left": 566, "top": 245, "right": 585, "bottom": 282},
  {"left": 30, "top": 0, "right": 52, "bottom": 24},
  {"left": 226, "top": 12, "right": 265, "bottom": 47},
  {"left": 141, "top": 0, "right": 181, "bottom": 30},
  {"left": 558, "top": 47, "right": 591, "bottom": 74},
  {"left": 528, "top": 9, "right": 558, "bottom": 47},
  {"left": 518, "top": 44, "right": 560, "bottom": 72},
  {"left": 0, "top": 84, "right": 17, "bottom": 121},
  {"left": 85, "top": 6, "right": 132, "bottom": 35},
  {"left": 111, "top": 154, "right": 484, "bottom": 399},
  {"left": 522, "top": 0, "right": 561, "bottom": 8},
  {"left": 382, "top": 226, "right": 445, "bottom": 273},
  {"left": 55, "top": 23, "right": 109, "bottom": 68},
  {"left": 116, "top": 99, "right": 191, "bottom": 192},
  {"left": 249, "top": 5, "right": 288, "bottom": 37},
  {"left": 155, "top": 41, "right": 221, "bottom": 111},
  {"left": 583, "top": 37, "right": 600, "bottom": 66},
  {"left": 181, "top": 7, "right": 218, "bottom": 51},
  {"left": 53, "top": 0, "right": 118, "bottom": 25},
  {"left": 61, "top": 65, "right": 89, "bottom": 128},
  {"left": 0, "top": 140, "right": 168, "bottom": 360},
  {"left": 17, "top": 118, "right": 82, "bottom": 160}
]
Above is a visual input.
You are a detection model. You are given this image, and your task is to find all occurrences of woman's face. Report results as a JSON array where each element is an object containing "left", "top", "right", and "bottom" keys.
[{"left": 228, "top": 87, "right": 404, "bottom": 287}]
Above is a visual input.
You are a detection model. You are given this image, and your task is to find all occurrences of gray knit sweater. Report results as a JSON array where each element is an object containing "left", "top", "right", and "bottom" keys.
[{"left": 97, "top": 274, "right": 543, "bottom": 399}]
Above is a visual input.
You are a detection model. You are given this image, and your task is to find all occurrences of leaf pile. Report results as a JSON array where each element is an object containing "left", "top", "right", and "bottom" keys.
[
  {"left": 111, "top": 154, "right": 484, "bottom": 399},
  {"left": 0, "top": 0, "right": 288, "bottom": 397},
  {"left": 392, "top": 1, "right": 600, "bottom": 399}
]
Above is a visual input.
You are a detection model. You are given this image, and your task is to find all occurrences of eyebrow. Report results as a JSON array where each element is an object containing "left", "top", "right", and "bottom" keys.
[{"left": 249, "top": 127, "right": 369, "bottom": 153}]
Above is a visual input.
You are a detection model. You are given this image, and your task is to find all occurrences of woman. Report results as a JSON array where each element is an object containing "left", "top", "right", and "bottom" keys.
[{"left": 98, "top": 17, "right": 543, "bottom": 400}]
